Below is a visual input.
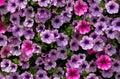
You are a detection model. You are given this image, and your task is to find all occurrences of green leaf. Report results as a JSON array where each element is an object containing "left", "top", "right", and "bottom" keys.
[
  {"left": 48, "top": 68, "right": 59, "bottom": 74},
  {"left": 12, "top": 58, "right": 19, "bottom": 65},
  {"left": 67, "top": 49, "right": 73, "bottom": 57},
  {"left": 80, "top": 70, "right": 88, "bottom": 77}
]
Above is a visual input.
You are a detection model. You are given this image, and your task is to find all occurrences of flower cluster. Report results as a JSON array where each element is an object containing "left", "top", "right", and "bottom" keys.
[{"left": 0, "top": 0, "right": 120, "bottom": 79}]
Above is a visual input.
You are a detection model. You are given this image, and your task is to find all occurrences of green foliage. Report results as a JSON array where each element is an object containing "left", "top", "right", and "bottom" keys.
[
  {"left": 48, "top": 68, "right": 59, "bottom": 74},
  {"left": 12, "top": 58, "right": 19, "bottom": 65}
]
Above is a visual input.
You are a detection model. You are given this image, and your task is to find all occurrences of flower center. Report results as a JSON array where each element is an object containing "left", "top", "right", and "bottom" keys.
[
  {"left": 110, "top": 4, "right": 114, "bottom": 9},
  {"left": 39, "top": 74, "right": 43, "bottom": 78}
]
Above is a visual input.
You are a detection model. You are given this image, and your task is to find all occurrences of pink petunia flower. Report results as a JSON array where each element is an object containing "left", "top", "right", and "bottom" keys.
[
  {"left": 0, "top": 0, "right": 5, "bottom": 6},
  {"left": 74, "top": 0, "right": 88, "bottom": 16},
  {"left": 21, "top": 40, "right": 35, "bottom": 56},
  {"left": 0, "top": 46, "right": 11, "bottom": 58},
  {"left": 96, "top": 55, "right": 112, "bottom": 70},
  {"left": 0, "top": 21, "right": 6, "bottom": 34},
  {"left": 87, "top": 49, "right": 96, "bottom": 55},
  {"left": 66, "top": 68, "right": 80, "bottom": 79},
  {"left": 76, "top": 20, "right": 90, "bottom": 34}
]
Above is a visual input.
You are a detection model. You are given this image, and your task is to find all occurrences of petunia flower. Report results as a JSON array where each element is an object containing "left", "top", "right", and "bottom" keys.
[
  {"left": 0, "top": 0, "right": 5, "bottom": 6},
  {"left": 96, "top": 55, "right": 112, "bottom": 70},
  {"left": 66, "top": 68, "right": 80, "bottom": 79},
  {"left": 76, "top": 20, "right": 90, "bottom": 34},
  {"left": 74, "top": 0, "right": 88, "bottom": 16},
  {"left": 21, "top": 40, "right": 35, "bottom": 56},
  {"left": 105, "top": 1, "right": 119, "bottom": 14}
]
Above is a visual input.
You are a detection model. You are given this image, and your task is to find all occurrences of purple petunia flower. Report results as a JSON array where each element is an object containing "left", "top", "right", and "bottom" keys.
[
  {"left": 38, "top": 0, "right": 50, "bottom": 7},
  {"left": 21, "top": 71, "right": 33, "bottom": 79},
  {"left": 18, "top": 8, "right": 26, "bottom": 17},
  {"left": 56, "top": 33, "right": 68, "bottom": 46},
  {"left": 35, "top": 8, "right": 51, "bottom": 23},
  {"left": 90, "top": 4, "right": 103, "bottom": 16},
  {"left": 98, "top": 15, "right": 110, "bottom": 24},
  {"left": 101, "top": 68, "right": 113, "bottom": 78},
  {"left": 0, "top": 59, "right": 11, "bottom": 72},
  {"left": 105, "top": 1, "right": 119, "bottom": 14},
  {"left": 51, "top": 15, "right": 63, "bottom": 29},
  {"left": 0, "top": 73, "right": 5, "bottom": 79},
  {"left": 65, "top": 0, "right": 74, "bottom": 12},
  {"left": 11, "top": 25, "right": 24, "bottom": 37},
  {"left": 111, "top": 60, "right": 120, "bottom": 72},
  {"left": 48, "top": 49, "right": 59, "bottom": 61},
  {"left": 9, "top": 63, "right": 18, "bottom": 72},
  {"left": 17, "top": 0, "right": 27, "bottom": 9},
  {"left": 70, "top": 38, "right": 79, "bottom": 51},
  {"left": 23, "top": 28, "right": 35, "bottom": 40},
  {"left": 68, "top": 54, "right": 81, "bottom": 68},
  {"left": 7, "top": 0, "right": 18, "bottom": 13},
  {"left": 93, "top": 37, "right": 105, "bottom": 51},
  {"left": 105, "top": 27, "right": 116, "bottom": 39},
  {"left": 36, "top": 24, "right": 45, "bottom": 33},
  {"left": 23, "top": 17, "right": 34, "bottom": 27},
  {"left": 10, "top": 14, "right": 20, "bottom": 25},
  {"left": 35, "top": 57, "right": 43, "bottom": 66},
  {"left": 79, "top": 61, "right": 89, "bottom": 72},
  {"left": 112, "top": 18, "right": 120, "bottom": 31},
  {"left": 19, "top": 60, "right": 29, "bottom": 69},
  {"left": 36, "top": 69, "right": 49, "bottom": 79},
  {"left": 80, "top": 36, "right": 93, "bottom": 50},
  {"left": 25, "top": 6, "right": 34, "bottom": 18},
  {"left": 51, "top": 0, "right": 65, "bottom": 7},
  {"left": 57, "top": 46, "right": 67, "bottom": 60},
  {"left": 33, "top": 44, "right": 41, "bottom": 54},
  {"left": 105, "top": 44, "right": 116, "bottom": 56},
  {"left": 44, "top": 60, "right": 56, "bottom": 70},
  {"left": 0, "top": 34, "right": 7, "bottom": 46},
  {"left": 94, "top": 22, "right": 107, "bottom": 35},
  {"left": 87, "top": 0, "right": 101, "bottom": 5},
  {"left": 51, "top": 29, "right": 59, "bottom": 42},
  {"left": 88, "top": 60, "right": 97, "bottom": 73},
  {"left": 89, "top": 32, "right": 98, "bottom": 40},
  {"left": 61, "top": 10, "right": 72, "bottom": 22},
  {"left": 10, "top": 46, "right": 21, "bottom": 56},
  {"left": 86, "top": 73, "right": 99, "bottom": 79},
  {"left": 115, "top": 72, "right": 120, "bottom": 79},
  {"left": 8, "top": 36, "right": 21, "bottom": 46},
  {"left": 7, "top": 72, "right": 21, "bottom": 79},
  {"left": 40, "top": 30, "right": 54, "bottom": 44},
  {"left": 0, "top": 3, "right": 8, "bottom": 15}
]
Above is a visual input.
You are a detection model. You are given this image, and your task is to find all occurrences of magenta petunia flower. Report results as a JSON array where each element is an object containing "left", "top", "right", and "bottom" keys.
[
  {"left": 0, "top": 21, "right": 6, "bottom": 33},
  {"left": 66, "top": 68, "right": 80, "bottom": 79},
  {"left": 74, "top": 0, "right": 88, "bottom": 16},
  {"left": 96, "top": 55, "right": 112, "bottom": 70},
  {"left": 21, "top": 40, "right": 35, "bottom": 56},
  {"left": 0, "top": 0, "right": 5, "bottom": 6},
  {"left": 87, "top": 49, "right": 96, "bottom": 55},
  {"left": 76, "top": 20, "right": 90, "bottom": 34}
]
